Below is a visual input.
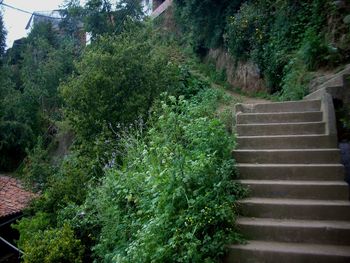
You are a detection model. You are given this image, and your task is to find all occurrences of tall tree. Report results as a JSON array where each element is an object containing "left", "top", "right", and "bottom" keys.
[
  {"left": 0, "top": 11, "right": 6, "bottom": 57},
  {"left": 0, "top": 21, "right": 76, "bottom": 171},
  {"left": 84, "top": 0, "right": 144, "bottom": 39}
]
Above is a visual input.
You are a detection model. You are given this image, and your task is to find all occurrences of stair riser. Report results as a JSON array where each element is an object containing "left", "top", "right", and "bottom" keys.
[
  {"left": 237, "top": 112, "right": 323, "bottom": 124},
  {"left": 237, "top": 165, "right": 345, "bottom": 181},
  {"left": 240, "top": 203, "right": 350, "bottom": 220},
  {"left": 225, "top": 248, "right": 350, "bottom": 263},
  {"left": 237, "top": 100, "right": 321, "bottom": 114},
  {"left": 243, "top": 183, "right": 349, "bottom": 200},
  {"left": 237, "top": 136, "right": 337, "bottom": 149},
  {"left": 233, "top": 150, "right": 341, "bottom": 164},
  {"left": 237, "top": 123, "right": 325, "bottom": 136},
  {"left": 237, "top": 224, "right": 350, "bottom": 246}
]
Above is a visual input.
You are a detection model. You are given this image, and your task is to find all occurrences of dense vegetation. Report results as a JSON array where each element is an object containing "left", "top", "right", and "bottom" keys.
[
  {"left": 174, "top": 0, "right": 350, "bottom": 99},
  {"left": 1, "top": 0, "right": 349, "bottom": 262},
  {"left": 0, "top": 22, "right": 77, "bottom": 171},
  {"left": 0, "top": 1, "right": 246, "bottom": 262}
]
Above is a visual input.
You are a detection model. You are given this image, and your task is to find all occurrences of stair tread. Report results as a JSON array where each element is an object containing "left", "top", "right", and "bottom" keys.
[
  {"left": 237, "top": 134, "right": 330, "bottom": 139},
  {"left": 237, "top": 121, "right": 325, "bottom": 126},
  {"left": 232, "top": 99, "right": 350, "bottom": 260},
  {"left": 237, "top": 163, "right": 344, "bottom": 167},
  {"left": 238, "top": 111, "right": 322, "bottom": 116},
  {"left": 235, "top": 149, "right": 339, "bottom": 152},
  {"left": 228, "top": 241, "right": 350, "bottom": 256},
  {"left": 239, "top": 198, "right": 350, "bottom": 206},
  {"left": 237, "top": 100, "right": 321, "bottom": 113},
  {"left": 237, "top": 180, "right": 347, "bottom": 186},
  {"left": 236, "top": 217, "right": 350, "bottom": 229},
  {"left": 242, "top": 99, "right": 321, "bottom": 107}
]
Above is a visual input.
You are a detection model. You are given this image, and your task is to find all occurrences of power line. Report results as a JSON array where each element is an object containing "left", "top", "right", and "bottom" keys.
[{"left": 0, "top": 1, "right": 62, "bottom": 20}]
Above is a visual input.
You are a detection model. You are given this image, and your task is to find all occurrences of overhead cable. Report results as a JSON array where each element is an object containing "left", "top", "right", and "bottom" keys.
[{"left": 0, "top": 1, "right": 62, "bottom": 19}]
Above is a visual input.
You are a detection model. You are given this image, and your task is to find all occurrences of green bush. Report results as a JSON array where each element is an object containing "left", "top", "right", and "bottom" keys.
[
  {"left": 173, "top": 65, "right": 210, "bottom": 98},
  {"left": 60, "top": 26, "right": 181, "bottom": 141},
  {"left": 18, "top": 223, "right": 84, "bottom": 263},
  {"left": 226, "top": 2, "right": 266, "bottom": 61},
  {"left": 0, "top": 22, "right": 76, "bottom": 171},
  {"left": 15, "top": 213, "right": 84, "bottom": 262},
  {"left": 22, "top": 137, "right": 55, "bottom": 191},
  {"left": 173, "top": 0, "right": 245, "bottom": 53},
  {"left": 81, "top": 90, "right": 245, "bottom": 262},
  {"left": 279, "top": 56, "right": 312, "bottom": 101},
  {"left": 225, "top": 0, "right": 334, "bottom": 94}
]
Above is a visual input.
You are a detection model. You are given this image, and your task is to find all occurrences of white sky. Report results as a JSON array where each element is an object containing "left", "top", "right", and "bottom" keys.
[{"left": 1, "top": 0, "right": 84, "bottom": 48}]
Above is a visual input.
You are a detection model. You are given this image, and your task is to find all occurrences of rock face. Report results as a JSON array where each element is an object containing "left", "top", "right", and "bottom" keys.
[
  {"left": 226, "top": 99, "right": 350, "bottom": 263},
  {"left": 207, "top": 48, "right": 267, "bottom": 94}
]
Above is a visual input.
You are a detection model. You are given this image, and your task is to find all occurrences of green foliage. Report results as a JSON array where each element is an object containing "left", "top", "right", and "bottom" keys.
[
  {"left": 84, "top": 0, "right": 114, "bottom": 38},
  {"left": 0, "top": 22, "right": 77, "bottom": 171},
  {"left": 280, "top": 26, "right": 341, "bottom": 100},
  {"left": 84, "top": 0, "right": 144, "bottom": 39},
  {"left": 173, "top": 0, "right": 245, "bottom": 54},
  {"left": 13, "top": 212, "right": 52, "bottom": 249},
  {"left": 225, "top": 0, "right": 341, "bottom": 93},
  {"left": 81, "top": 90, "right": 245, "bottom": 262},
  {"left": 31, "top": 148, "right": 102, "bottom": 217},
  {"left": 60, "top": 27, "right": 180, "bottom": 141},
  {"left": 193, "top": 59, "right": 228, "bottom": 87},
  {"left": 299, "top": 28, "right": 341, "bottom": 70},
  {"left": 279, "top": 56, "right": 312, "bottom": 101},
  {"left": 22, "top": 137, "right": 55, "bottom": 191},
  {"left": 59, "top": 0, "right": 86, "bottom": 45},
  {"left": 173, "top": 65, "right": 210, "bottom": 99},
  {"left": 0, "top": 11, "right": 6, "bottom": 58},
  {"left": 12, "top": 14, "right": 245, "bottom": 263},
  {"left": 18, "top": 223, "right": 84, "bottom": 263},
  {"left": 226, "top": 2, "right": 265, "bottom": 61},
  {"left": 0, "top": 77, "right": 33, "bottom": 170}
]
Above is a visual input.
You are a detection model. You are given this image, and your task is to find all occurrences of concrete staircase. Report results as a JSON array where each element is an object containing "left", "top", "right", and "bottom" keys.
[{"left": 226, "top": 99, "right": 350, "bottom": 263}]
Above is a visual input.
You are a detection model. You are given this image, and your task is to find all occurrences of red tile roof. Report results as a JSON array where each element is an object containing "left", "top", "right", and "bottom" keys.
[{"left": 0, "top": 175, "right": 36, "bottom": 218}]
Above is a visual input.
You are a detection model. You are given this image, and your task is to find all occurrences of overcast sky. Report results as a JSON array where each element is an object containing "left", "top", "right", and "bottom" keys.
[{"left": 1, "top": 0, "right": 84, "bottom": 48}]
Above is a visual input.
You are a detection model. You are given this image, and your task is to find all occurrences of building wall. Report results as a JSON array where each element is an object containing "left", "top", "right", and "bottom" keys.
[{"left": 153, "top": 0, "right": 165, "bottom": 11}]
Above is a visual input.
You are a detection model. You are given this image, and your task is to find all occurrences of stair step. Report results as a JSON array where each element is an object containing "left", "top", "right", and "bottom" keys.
[
  {"left": 237, "top": 134, "right": 337, "bottom": 149},
  {"left": 237, "top": 164, "right": 345, "bottom": 181},
  {"left": 233, "top": 149, "right": 341, "bottom": 164},
  {"left": 237, "top": 122, "right": 325, "bottom": 136},
  {"left": 236, "top": 218, "right": 350, "bottom": 245},
  {"left": 238, "top": 180, "right": 349, "bottom": 200},
  {"left": 236, "top": 111, "right": 323, "bottom": 124},
  {"left": 236, "top": 100, "right": 321, "bottom": 114},
  {"left": 239, "top": 198, "right": 350, "bottom": 220},
  {"left": 225, "top": 241, "right": 350, "bottom": 263}
]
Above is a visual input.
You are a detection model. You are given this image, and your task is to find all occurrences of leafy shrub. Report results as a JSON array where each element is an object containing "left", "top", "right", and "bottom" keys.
[
  {"left": 225, "top": 0, "right": 333, "bottom": 93},
  {"left": 226, "top": 2, "right": 266, "bottom": 61},
  {"left": 0, "top": 22, "right": 76, "bottom": 171},
  {"left": 172, "top": 65, "right": 210, "bottom": 98},
  {"left": 173, "top": 0, "right": 245, "bottom": 53},
  {"left": 14, "top": 212, "right": 51, "bottom": 248},
  {"left": 18, "top": 223, "right": 84, "bottom": 263},
  {"left": 60, "top": 26, "right": 181, "bottom": 141},
  {"left": 299, "top": 28, "right": 329, "bottom": 70},
  {"left": 22, "top": 137, "right": 55, "bottom": 191},
  {"left": 280, "top": 28, "right": 336, "bottom": 100},
  {"left": 279, "top": 56, "right": 312, "bottom": 101},
  {"left": 81, "top": 90, "right": 245, "bottom": 262},
  {"left": 15, "top": 213, "right": 84, "bottom": 262},
  {"left": 194, "top": 59, "right": 228, "bottom": 86}
]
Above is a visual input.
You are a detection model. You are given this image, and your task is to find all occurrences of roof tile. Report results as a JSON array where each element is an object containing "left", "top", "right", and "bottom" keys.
[{"left": 0, "top": 175, "right": 37, "bottom": 218}]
